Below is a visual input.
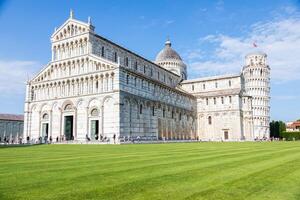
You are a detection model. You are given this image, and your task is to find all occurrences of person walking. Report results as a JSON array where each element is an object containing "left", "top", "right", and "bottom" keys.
[{"left": 113, "top": 134, "right": 116, "bottom": 144}]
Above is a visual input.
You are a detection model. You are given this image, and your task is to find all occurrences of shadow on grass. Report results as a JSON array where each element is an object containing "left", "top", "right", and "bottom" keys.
[{"left": 0, "top": 143, "right": 45, "bottom": 148}]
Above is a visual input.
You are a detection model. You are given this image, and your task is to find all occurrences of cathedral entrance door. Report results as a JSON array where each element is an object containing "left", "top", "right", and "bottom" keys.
[
  {"left": 64, "top": 116, "right": 74, "bottom": 140},
  {"left": 224, "top": 131, "right": 229, "bottom": 140},
  {"left": 41, "top": 123, "right": 49, "bottom": 141},
  {"left": 90, "top": 120, "right": 99, "bottom": 140}
]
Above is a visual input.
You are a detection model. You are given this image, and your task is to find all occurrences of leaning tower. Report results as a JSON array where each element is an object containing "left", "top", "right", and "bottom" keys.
[{"left": 242, "top": 52, "right": 270, "bottom": 139}]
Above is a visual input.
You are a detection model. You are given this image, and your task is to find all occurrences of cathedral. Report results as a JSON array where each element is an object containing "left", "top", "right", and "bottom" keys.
[{"left": 23, "top": 12, "right": 270, "bottom": 143}]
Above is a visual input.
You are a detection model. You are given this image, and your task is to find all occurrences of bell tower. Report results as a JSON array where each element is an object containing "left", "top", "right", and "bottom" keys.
[{"left": 242, "top": 52, "right": 270, "bottom": 139}]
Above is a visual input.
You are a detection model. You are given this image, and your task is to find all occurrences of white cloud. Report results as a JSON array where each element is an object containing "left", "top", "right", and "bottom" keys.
[
  {"left": 186, "top": 10, "right": 300, "bottom": 82},
  {"left": 165, "top": 20, "right": 175, "bottom": 26},
  {"left": 0, "top": 60, "right": 39, "bottom": 95}
]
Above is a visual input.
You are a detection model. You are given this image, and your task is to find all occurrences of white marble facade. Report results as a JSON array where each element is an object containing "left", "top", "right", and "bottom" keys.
[{"left": 23, "top": 12, "right": 270, "bottom": 143}]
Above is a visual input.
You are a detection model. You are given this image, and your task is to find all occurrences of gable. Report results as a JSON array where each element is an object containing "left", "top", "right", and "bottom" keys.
[{"left": 51, "top": 19, "right": 94, "bottom": 42}]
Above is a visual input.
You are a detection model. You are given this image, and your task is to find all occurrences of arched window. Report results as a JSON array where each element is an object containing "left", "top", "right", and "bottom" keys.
[
  {"left": 206, "top": 98, "right": 209, "bottom": 105},
  {"left": 213, "top": 97, "right": 216, "bottom": 105},
  {"left": 208, "top": 116, "right": 212, "bottom": 125},
  {"left": 139, "top": 104, "right": 143, "bottom": 114},
  {"left": 101, "top": 46, "right": 105, "bottom": 57},
  {"left": 134, "top": 61, "right": 138, "bottom": 70},
  {"left": 114, "top": 52, "right": 117, "bottom": 62},
  {"left": 42, "top": 113, "right": 49, "bottom": 120},
  {"left": 126, "top": 75, "right": 129, "bottom": 84},
  {"left": 229, "top": 96, "right": 232, "bottom": 103},
  {"left": 221, "top": 97, "right": 224, "bottom": 104},
  {"left": 95, "top": 81, "right": 99, "bottom": 89},
  {"left": 64, "top": 104, "right": 72, "bottom": 111},
  {"left": 91, "top": 108, "right": 99, "bottom": 117},
  {"left": 152, "top": 106, "right": 155, "bottom": 116}
]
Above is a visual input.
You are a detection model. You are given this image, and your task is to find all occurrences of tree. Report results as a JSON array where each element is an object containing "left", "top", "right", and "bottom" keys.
[{"left": 270, "top": 120, "right": 286, "bottom": 138}]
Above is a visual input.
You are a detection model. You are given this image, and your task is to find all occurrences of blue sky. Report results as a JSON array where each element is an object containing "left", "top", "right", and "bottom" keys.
[{"left": 0, "top": 0, "right": 299, "bottom": 121}]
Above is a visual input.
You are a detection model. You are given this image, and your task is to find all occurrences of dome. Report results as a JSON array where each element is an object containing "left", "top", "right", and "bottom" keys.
[{"left": 155, "top": 39, "right": 182, "bottom": 62}]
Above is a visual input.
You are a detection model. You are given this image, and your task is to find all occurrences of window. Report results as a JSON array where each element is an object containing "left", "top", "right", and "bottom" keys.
[
  {"left": 208, "top": 116, "right": 212, "bottom": 125},
  {"left": 179, "top": 113, "right": 182, "bottom": 121},
  {"left": 214, "top": 97, "right": 216, "bottom": 105},
  {"left": 215, "top": 82, "right": 218, "bottom": 88},
  {"left": 150, "top": 68, "right": 153, "bottom": 76},
  {"left": 101, "top": 46, "right": 105, "bottom": 57},
  {"left": 203, "top": 84, "right": 206, "bottom": 90},
  {"left": 229, "top": 80, "right": 232, "bottom": 87},
  {"left": 140, "top": 104, "right": 143, "bottom": 114},
  {"left": 172, "top": 111, "right": 174, "bottom": 119},
  {"left": 95, "top": 81, "right": 98, "bottom": 89},
  {"left": 229, "top": 96, "right": 232, "bottom": 103},
  {"left": 42, "top": 113, "right": 49, "bottom": 120},
  {"left": 125, "top": 57, "right": 129, "bottom": 67},
  {"left": 221, "top": 97, "right": 224, "bottom": 104},
  {"left": 152, "top": 106, "right": 155, "bottom": 116},
  {"left": 134, "top": 77, "right": 137, "bottom": 86},
  {"left": 163, "top": 109, "right": 165, "bottom": 117},
  {"left": 134, "top": 61, "right": 138, "bottom": 70},
  {"left": 64, "top": 104, "right": 72, "bottom": 111},
  {"left": 144, "top": 66, "right": 146, "bottom": 73},
  {"left": 114, "top": 52, "right": 117, "bottom": 62},
  {"left": 206, "top": 98, "right": 209, "bottom": 105},
  {"left": 91, "top": 108, "right": 99, "bottom": 117},
  {"left": 126, "top": 75, "right": 129, "bottom": 84},
  {"left": 157, "top": 72, "right": 160, "bottom": 79},
  {"left": 192, "top": 85, "right": 194, "bottom": 91}
]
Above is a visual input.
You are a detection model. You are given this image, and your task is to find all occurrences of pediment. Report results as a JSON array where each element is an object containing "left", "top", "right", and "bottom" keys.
[{"left": 51, "top": 18, "right": 94, "bottom": 42}]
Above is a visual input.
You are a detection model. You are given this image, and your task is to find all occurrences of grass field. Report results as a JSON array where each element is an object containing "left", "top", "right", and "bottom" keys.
[{"left": 1, "top": 142, "right": 300, "bottom": 200}]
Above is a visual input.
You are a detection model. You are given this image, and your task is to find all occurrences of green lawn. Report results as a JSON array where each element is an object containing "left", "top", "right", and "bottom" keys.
[{"left": 1, "top": 142, "right": 300, "bottom": 200}]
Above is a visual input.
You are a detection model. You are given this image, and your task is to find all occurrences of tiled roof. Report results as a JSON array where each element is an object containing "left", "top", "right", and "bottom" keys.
[{"left": 0, "top": 114, "right": 24, "bottom": 121}]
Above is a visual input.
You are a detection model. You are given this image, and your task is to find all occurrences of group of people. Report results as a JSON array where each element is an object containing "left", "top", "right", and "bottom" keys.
[
  {"left": 85, "top": 134, "right": 117, "bottom": 144},
  {"left": 0, "top": 136, "right": 23, "bottom": 144}
]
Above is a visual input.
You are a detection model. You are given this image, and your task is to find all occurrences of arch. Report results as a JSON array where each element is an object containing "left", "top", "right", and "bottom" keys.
[
  {"left": 61, "top": 100, "right": 75, "bottom": 111},
  {"left": 102, "top": 96, "right": 115, "bottom": 138}
]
